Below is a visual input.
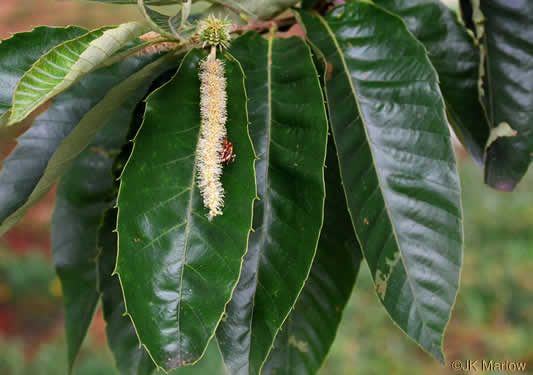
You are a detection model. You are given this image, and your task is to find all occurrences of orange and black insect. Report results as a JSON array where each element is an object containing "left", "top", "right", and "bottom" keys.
[{"left": 221, "top": 138, "right": 236, "bottom": 165}]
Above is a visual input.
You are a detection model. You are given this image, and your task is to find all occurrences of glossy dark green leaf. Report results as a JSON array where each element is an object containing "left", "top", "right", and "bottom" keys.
[
  {"left": 299, "top": 2, "right": 462, "bottom": 363},
  {"left": 469, "top": 0, "right": 533, "bottom": 190},
  {"left": 0, "top": 51, "right": 177, "bottom": 236},
  {"left": 263, "top": 138, "right": 363, "bottom": 375},
  {"left": 116, "top": 49, "right": 256, "bottom": 372},
  {"left": 51, "top": 82, "right": 152, "bottom": 371},
  {"left": 373, "top": 0, "right": 489, "bottom": 166},
  {"left": 0, "top": 26, "right": 87, "bottom": 119},
  {"left": 98, "top": 208, "right": 156, "bottom": 375},
  {"left": 169, "top": 342, "right": 226, "bottom": 375},
  {"left": 216, "top": 33, "right": 328, "bottom": 375}
]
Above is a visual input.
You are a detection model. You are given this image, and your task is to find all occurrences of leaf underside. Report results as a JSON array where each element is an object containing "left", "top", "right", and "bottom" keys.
[
  {"left": 299, "top": 2, "right": 462, "bottom": 363},
  {"left": 215, "top": 32, "right": 329, "bottom": 375},
  {"left": 116, "top": 49, "right": 256, "bottom": 371},
  {"left": 0, "top": 26, "right": 87, "bottom": 118},
  {"left": 9, "top": 22, "right": 149, "bottom": 125}
]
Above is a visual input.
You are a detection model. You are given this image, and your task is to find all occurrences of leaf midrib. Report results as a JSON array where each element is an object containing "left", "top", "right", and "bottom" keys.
[
  {"left": 315, "top": 10, "right": 431, "bottom": 334},
  {"left": 175, "top": 108, "right": 202, "bottom": 366},
  {"left": 247, "top": 30, "right": 275, "bottom": 374}
]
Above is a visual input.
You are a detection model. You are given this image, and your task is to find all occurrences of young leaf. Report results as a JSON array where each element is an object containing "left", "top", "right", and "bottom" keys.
[
  {"left": 299, "top": 2, "right": 462, "bottom": 363},
  {"left": 51, "top": 84, "right": 150, "bottom": 372},
  {"left": 263, "top": 138, "right": 363, "bottom": 375},
  {"left": 373, "top": 0, "right": 489, "bottom": 166},
  {"left": 0, "top": 51, "right": 178, "bottom": 236},
  {"left": 115, "top": 49, "right": 256, "bottom": 371},
  {"left": 216, "top": 32, "right": 328, "bottom": 375},
  {"left": 469, "top": 0, "right": 533, "bottom": 190},
  {"left": 8, "top": 22, "right": 150, "bottom": 125},
  {"left": 137, "top": 0, "right": 188, "bottom": 40},
  {"left": 0, "top": 26, "right": 87, "bottom": 118},
  {"left": 98, "top": 208, "right": 156, "bottom": 375}
]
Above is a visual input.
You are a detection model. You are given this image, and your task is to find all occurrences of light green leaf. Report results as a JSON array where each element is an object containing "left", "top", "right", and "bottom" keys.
[
  {"left": 0, "top": 51, "right": 179, "bottom": 236},
  {"left": 137, "top": 0, "right": 190, "bottom": 40},
  {"left": 225, "top": 0, "right": 300, "bottom": 19},
  {"left": 116, "top": 49, "right": 256, "bottom": 372},
  {"left": 263, "top": 138, "right": 363, "bottom": 375},
  {"left": 299, "top": 2, "right": 462, "bottom": 363},
  {"left": 216, "top": 32, "right": 328, "bottom": 375},
  {"left": 373, "top": 0, "right": 489, "bottom": 166},
  {"left": 0, "top": 26, "right": 87, "bottom": 118},
  {"left": 8, "top": 22, "right": 150, "bottom": 125}
]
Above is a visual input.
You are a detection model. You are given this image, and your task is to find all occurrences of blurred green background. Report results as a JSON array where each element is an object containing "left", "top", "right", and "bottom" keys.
[{"left": 0, "top": 1, "right": 532, "bottom": 374}]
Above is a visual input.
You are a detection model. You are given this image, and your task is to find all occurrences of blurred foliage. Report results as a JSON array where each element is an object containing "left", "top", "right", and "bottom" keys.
[
  {"left": 0, "top": 247, "right": 58, "bottom": 301},
  {"left": 0, "top": 0, "right": 140, "bottom": 39},
  {"left": 0, "top": 335, "right": 118, "bottom": 375}
]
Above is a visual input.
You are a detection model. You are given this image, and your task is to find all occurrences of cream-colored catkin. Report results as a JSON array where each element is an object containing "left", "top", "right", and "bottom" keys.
[{"left": 197, "top": 50, "right": 227, "bottom": 220}]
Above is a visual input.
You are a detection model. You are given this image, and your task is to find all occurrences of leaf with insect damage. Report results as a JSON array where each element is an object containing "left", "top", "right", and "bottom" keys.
[{"left": 299, "top": 2, "right": 462, "bottom": 363}]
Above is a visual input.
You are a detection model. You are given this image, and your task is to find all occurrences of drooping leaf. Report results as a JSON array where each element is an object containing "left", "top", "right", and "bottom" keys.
[
  {"left": 0, "top": 26, "right": 87, "bottom": 119},
  {"left": 373, "top": 0, "right": 489, "bottom": 166},
  {"left": 96, "top": 99, "right": 172, "bottom": 375},
  {"left": 98, "top": 208, "right": 156, "bottom": 375},
  {"left": 8, "top": 22, "right": 150, "bottom": 125},
  {"left": 0, "top": 51, "right": 179, "bottom": 236},
  {"left": 116, "top": 49, "right": 256, "bottom": 371},
  {"left": 51, "top": 79, "right": 154, "bottom": 371},
  {"left": 459, "top": 0, "right": 475, "bottom": 34},
  {"left": 468, "top": 0, "right": 533, "bottom": 190},
  {"left": 263, "top": 138, "right": 363, "bottom": 375},
  {"left": 216, "top": 32, "right": 328, "bottom": 375},
  {"left": 299, "top": 2, "right": 462, "bottom": 363}
]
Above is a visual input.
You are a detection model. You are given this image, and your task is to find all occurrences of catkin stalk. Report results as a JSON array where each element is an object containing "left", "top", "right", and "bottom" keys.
[{"left": 197, "top": 49, "right": 227, "bottom": 220}]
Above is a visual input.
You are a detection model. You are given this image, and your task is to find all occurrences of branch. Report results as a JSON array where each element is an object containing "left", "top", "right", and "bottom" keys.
[{"left": 231, "top": 17, "right": 295, "bottom": 33}]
